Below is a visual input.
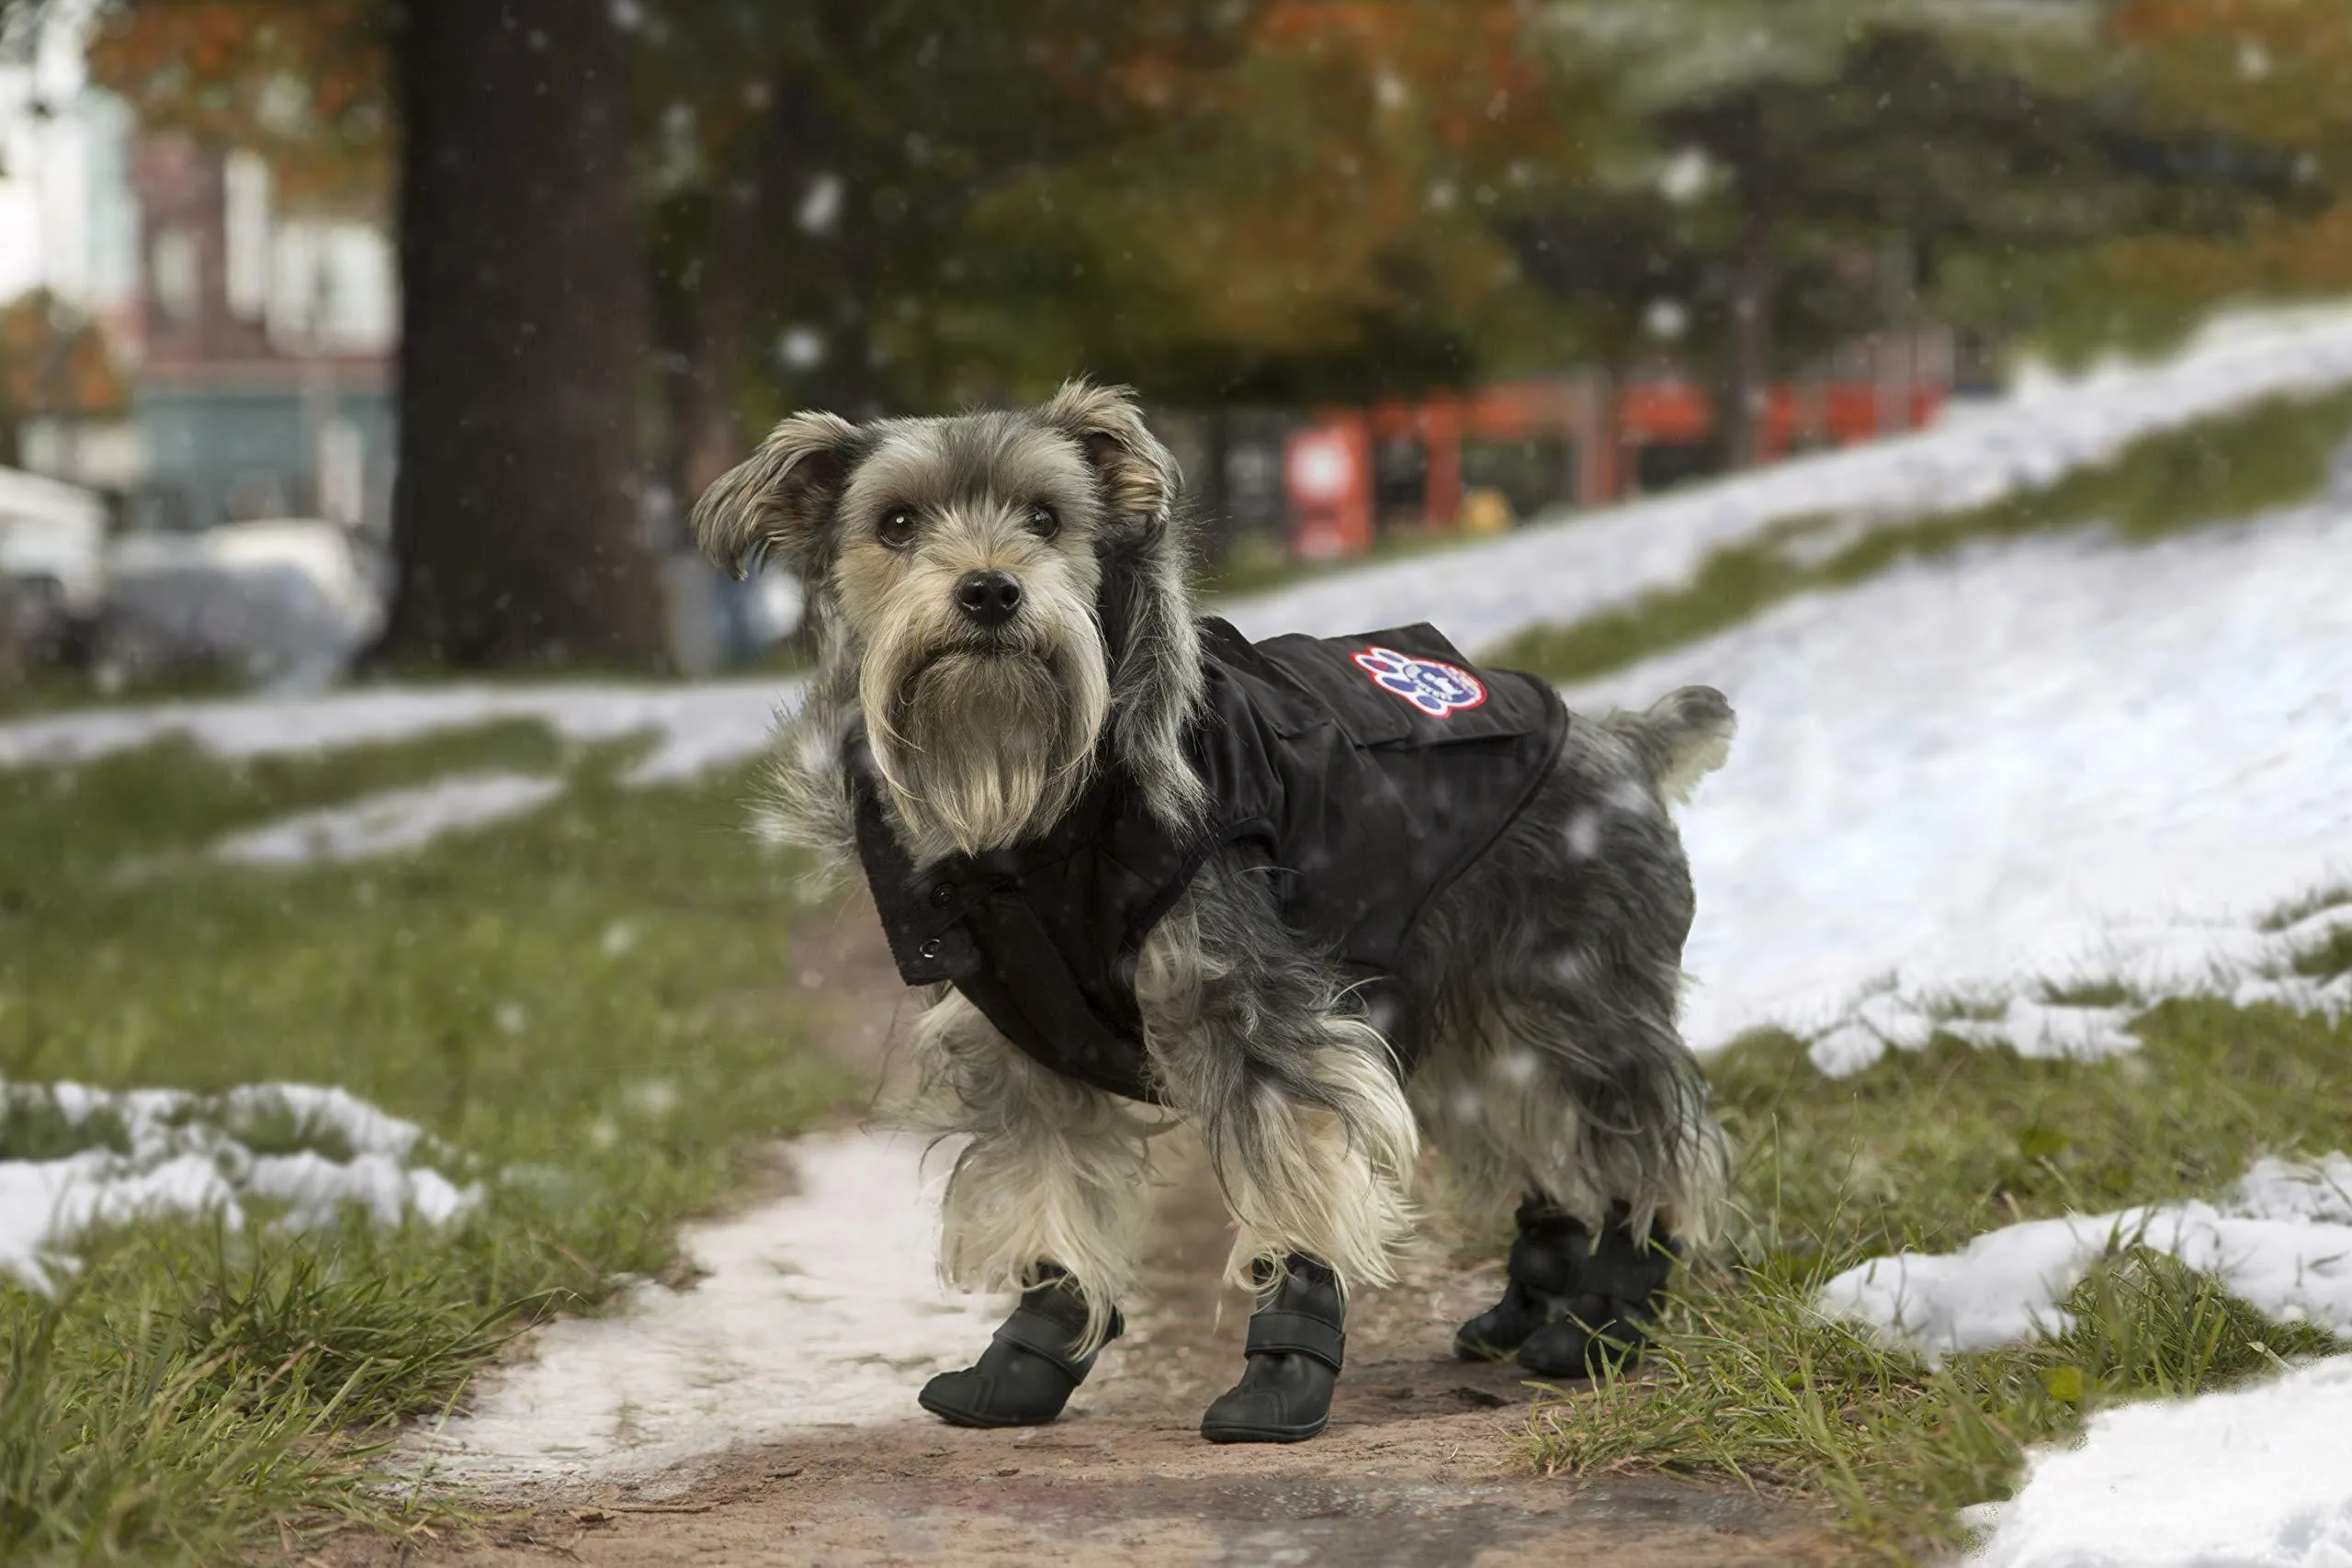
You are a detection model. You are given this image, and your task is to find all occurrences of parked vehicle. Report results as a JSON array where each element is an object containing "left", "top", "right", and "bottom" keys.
[
  {"left": 0, "top": 466, "right": 111, "bottom": 668},
  {"left": 104, "top": 518, "right": 388, "bottom": 688}
]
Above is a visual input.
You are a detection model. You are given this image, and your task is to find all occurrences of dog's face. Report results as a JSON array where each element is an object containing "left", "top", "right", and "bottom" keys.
[
  {"left": 830, "top": 414, "right": 1114, "bottom": 856},
  {"left": 693, "top": 382, "right": 1204, "bottom": 861}
]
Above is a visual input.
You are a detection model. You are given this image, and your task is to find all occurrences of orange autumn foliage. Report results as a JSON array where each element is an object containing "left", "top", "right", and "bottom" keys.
[
  {"left": 0, "top": 292, "right": 129, "bottom": 422},
  {"left": 971, "top": 0, "right": 1588, "bottom": 386},
  {"left": 84, "top": 0, "right": 390, "bottom": 210}
]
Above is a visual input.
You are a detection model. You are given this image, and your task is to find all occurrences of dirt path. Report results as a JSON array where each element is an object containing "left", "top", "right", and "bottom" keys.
[{"left": 337, "top": 894, "right": 1841, "bottom": 1568}]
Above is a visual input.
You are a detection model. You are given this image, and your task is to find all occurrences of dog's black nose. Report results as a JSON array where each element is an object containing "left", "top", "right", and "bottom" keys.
[{"left": 956, "top": 570, "right": 1023, "bottom": 627}]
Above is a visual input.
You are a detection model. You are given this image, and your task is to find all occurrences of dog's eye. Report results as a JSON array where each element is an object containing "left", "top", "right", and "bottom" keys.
[
  {"left": 876, "top": 506, "right": 920, "bottom": 549},
  {"left": 1026, "top": 502, "right": 1059, "bottom": 540}
]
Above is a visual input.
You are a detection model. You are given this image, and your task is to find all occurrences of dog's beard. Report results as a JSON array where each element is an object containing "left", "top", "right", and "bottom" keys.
[{"left": 864, "top": 627, "right": 1109, "bottom": 860}]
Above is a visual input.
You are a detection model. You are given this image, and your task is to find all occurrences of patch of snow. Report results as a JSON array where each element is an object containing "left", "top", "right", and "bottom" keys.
[
  {"left": 214, "top": 773, "right": 566, "bottom": 865},
  {"left": 1563, "top": 501, "right": 2352, "bottom": 1054},
  {"left": 0, "top": 1079, "right": 476, "bottom": 1291},
  {"left": 0, "top": 676, "right": 804, "bottom": 784},
  {"left": 1942, "top": 997, "right": 2143, "bottom": 1062},
  {"left": 1820, "top": 1153, "right": 2352, "bottom": 1359},
  {"left": 401, "top": 1129, "right": 1007, "bottom": 1487},
  {"left": 1966, "top": 1355, "right": 2352, "bottom": 1568},
  {"left": 1221, "top": 302, "right": 2352, "bottom": 651},
  {"left": 1810, "top": 993, "right": 2151, "bottom": 1077}
]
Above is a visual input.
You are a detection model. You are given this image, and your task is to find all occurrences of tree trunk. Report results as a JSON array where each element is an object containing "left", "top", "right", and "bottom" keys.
[
  {"left": 655, "top": 197, "right": 757, "bottom": 512},
  {"left": 377, "top": 0, "right": 669, "bottom": 670},
  {"left": 1724, "top": 215, "right": 1773, "bottom": 471}
]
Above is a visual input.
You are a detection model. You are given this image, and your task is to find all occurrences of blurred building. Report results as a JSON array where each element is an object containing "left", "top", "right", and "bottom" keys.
[
  {"left": 5, "top": 56, "right": 399, "bottom": 537},
  {"left": 128, "top": 136, "right": 397, "bottom": 535}
]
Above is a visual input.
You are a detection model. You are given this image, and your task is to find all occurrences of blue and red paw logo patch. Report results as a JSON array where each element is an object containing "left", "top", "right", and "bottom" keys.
[{"left": 1351, "top": 646, "right": 1488, "bottom": 717}]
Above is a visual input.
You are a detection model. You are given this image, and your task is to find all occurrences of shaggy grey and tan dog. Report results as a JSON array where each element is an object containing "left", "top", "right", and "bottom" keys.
[{"left": 693, "top": 382, "right": 1730, "bottom": 1444}]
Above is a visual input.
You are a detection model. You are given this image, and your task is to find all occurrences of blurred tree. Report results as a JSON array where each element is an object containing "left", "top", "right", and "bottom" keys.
[
  {"left": 634, "top": 0, "right": 1266, "bottom": 493},
  {"left": 2058, "top": 0, "right": 2352, "bottom": 343},
  {"left": 952, "top": 0, "right": 1604, "bottom": 407},
  {"left": 0, "top": 290, "right": 129, "bottom": 468},
  {"left": 82, "top": 0, "right": 389, "bottom": 209},
  {"left": 1511, "top": 5, "right": 2319, "bottom": 465}
]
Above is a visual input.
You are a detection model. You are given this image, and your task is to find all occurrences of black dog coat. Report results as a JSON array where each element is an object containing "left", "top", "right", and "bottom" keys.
[{"left": 854, "top": 617, "right": 1569, "bottom": 1102}]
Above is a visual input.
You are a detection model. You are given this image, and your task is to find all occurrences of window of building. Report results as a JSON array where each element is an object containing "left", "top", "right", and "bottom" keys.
[
  {"left": 223, "top": 151, "right": 272, "bottom": 320},
  {"left": 151, "top": 227, "right": 200, "bottom": 322}
]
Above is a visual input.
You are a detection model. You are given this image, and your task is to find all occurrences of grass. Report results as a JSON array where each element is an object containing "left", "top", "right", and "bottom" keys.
[
  {"left": 1530, "top": 1246, "right": 2337, "bottom": 1557},
  {"left": 1489, "top": 386, "right": 2352, "bottom": 683},
  {"left": 0, "top": 665, "right": 247, "bottom": 722},
  {"left": 2256, "top": 884, "right": 2352, "bottom": 934},
  {"left": 1525, "top": 992, "right": 2352, "bottom": 1560},
  {"left": 0, "top": 722, "right": 852, "bottom": 1563}
]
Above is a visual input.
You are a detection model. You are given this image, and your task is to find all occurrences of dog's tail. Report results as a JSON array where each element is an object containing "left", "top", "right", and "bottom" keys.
[{"left": 1609, "top": 685, "right": 1736, "bottom": 807}]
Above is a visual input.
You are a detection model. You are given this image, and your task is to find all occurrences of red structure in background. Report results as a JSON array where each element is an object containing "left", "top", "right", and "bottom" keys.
[{"left": 1282, "top": 372, "right": 1950, "bottom": 558}]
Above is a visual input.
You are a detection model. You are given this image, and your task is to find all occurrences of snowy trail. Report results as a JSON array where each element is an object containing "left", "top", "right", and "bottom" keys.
[{"left": 403, "top": 1130, "right": 1001, "bottom": 1490}]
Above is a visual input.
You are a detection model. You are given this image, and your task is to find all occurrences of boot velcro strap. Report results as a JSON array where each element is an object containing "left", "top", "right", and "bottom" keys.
[
  {"left": 993, "top": 1305, "right": 1095, "bottom": 1380},
  {"left": 1245, "top": 1309, "right": 1345, "bottom": 1371}
]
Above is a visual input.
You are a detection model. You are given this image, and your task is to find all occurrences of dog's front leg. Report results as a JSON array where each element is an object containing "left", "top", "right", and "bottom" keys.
[
  {"left": 903, "top": 989, "right": 1153, "bottom": 1428},
  {"left": 1136, "top": 855, "right": 1420, "bottom": 1443}
]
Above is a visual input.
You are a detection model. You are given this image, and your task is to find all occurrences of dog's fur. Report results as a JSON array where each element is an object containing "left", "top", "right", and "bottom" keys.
[{"left": 695, "top": 382, "right": 1730, "bottom": 1352}]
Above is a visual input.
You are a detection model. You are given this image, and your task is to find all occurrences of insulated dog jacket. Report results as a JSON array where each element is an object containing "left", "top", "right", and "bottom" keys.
[{"left": 854, "top": 617, "right": 1569, "bottom": 1102}]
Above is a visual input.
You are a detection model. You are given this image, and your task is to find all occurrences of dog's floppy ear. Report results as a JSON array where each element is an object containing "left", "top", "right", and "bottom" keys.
[
  {"left": 1038, "top": 378, "right": 1181, "bottom": 529},
  {"left": 1039, "top": 378, "right": 1205, "bottom": 827},
  {"left": 691, "top": 411, "right": 862, "bottom": 581}
]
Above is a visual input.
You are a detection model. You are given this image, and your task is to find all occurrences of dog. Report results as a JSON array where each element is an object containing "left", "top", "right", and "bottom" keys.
[{"left": 693, "top": 381, "right": 1731, "bottom": 1444}]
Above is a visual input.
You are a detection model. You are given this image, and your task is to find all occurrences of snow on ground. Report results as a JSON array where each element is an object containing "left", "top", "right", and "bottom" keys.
[
  {"left": 0, "top": 675, "right": 804, "bottom": 784},
  {"left": 0, "top": 1080, "right": 475, "bottom": 1291},
  {"left": 212, "top": 772, "right": 567, "bottom": 865},
  {"left": 1564, "top": 496, "right": 2352, "bottom": 1055},
  {"left": 1966, "top": 1356, "right": 2352, "bottom": 1568},
  {"left": 1806, "top": 903, "right": 2352, "bottom": 1077},
  {"left": 1821, "top": 1153, "right": 2352, "bottom": 1359},
  {"left": 402, "top": 1129, "right": 1004, "bottom": 1488},
  {"left": 1222, "top": 303, "right": 2352, "bottom": 649}
]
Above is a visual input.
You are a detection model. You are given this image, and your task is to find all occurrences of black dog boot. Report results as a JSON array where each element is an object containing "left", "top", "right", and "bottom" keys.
[
  {"left": 919, "top": 1268, "right": 1121, "bottom": 1428},
  {"left": 1201, "top": 1254, "right": 1345, "bottom": 1444},
  {"left": 1454, "top": 1199, "right": 1678, "bottom": 1378}
]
